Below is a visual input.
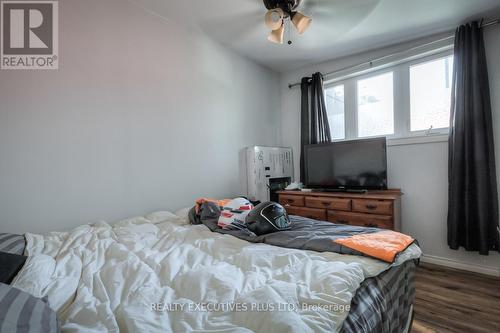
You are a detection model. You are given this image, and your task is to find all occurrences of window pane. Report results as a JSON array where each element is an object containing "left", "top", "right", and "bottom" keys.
[
  {"left": 410, "top": 56, "right": 453, "bottom": 131},
  {"left": 357, "top": 72, "right": 394, "bottom": 137},
  {"left": 325, "top": 85, "right": 345, "bottom": 140}
]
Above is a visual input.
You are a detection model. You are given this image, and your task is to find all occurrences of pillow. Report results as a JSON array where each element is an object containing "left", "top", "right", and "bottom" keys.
[
  {"left": 0, "top": 252, "right": 27, "bottom": 284},
  {"left": 0, "top": 283, "right": 59, "bottom": 333},
  {"left": 174, "top": 207, "right": 192, "bottom": 219},
  {"left": 146, "top": 211, "right": 190, "bottom": 226},
  {"left": 145, "top": 211, "right": 178, "bottom": 223},
  {"left": 0, "top": 233, "right": 26, "bottom": 255}
]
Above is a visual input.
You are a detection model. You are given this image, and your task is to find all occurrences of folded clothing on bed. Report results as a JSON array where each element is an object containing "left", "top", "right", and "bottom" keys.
[
  {"left": 190, "top": 201, "right": 416, "bottom": 263},
  {"left": 194, "top": 198, "right": 232, "bottom": 214},
  {"left": 334, "top": 230, "right": 415, "bottom": 263}
]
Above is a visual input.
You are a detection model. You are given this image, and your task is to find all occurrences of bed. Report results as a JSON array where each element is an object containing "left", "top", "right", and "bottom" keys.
[{"left": 4, "top": 210, "right": 420, "bottom": 333}]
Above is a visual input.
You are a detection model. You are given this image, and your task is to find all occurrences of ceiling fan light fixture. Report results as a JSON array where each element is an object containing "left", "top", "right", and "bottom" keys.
[
  {"left": 291, "top": 11, "right": 312, "bottom": 35},
  {"left": 265, "top": 8, "right": 285, "bottom": 30},
  {"left": 267, "top": 24, "right": 285, "bottom": 44}
]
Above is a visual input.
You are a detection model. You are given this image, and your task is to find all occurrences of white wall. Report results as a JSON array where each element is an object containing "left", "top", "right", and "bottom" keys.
[
  {"left": 280, "top": 29, "right": 500, "bottom": 274},
  {"left": 0, "top": 0, "right": 280, "bottom": 234}
]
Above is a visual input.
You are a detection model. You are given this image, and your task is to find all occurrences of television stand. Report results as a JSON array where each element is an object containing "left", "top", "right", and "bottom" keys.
[
  {"left": 277, "top": 189, "right": 402, "bottom": 231},
  {"left": 346, "top": 189, "right": 368, "bottom": 194},
  {"left": 313, "top": 188, "right": 368, "bottom": 194}
]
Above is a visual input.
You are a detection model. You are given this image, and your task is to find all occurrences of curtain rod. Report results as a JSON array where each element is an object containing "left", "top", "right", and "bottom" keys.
[{"left": 288, "top": 18, "right": 500, "bottom": 89}]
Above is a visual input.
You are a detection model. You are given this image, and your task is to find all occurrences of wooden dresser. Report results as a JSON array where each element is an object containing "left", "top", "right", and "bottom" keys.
[{"left": 277, "top": 190, "right": 402, "bottom": 231}]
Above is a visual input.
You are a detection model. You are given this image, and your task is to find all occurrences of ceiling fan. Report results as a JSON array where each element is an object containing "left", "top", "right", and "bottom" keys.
[{"left": 263, "top": 0, "right": 312, "bottom": 44}]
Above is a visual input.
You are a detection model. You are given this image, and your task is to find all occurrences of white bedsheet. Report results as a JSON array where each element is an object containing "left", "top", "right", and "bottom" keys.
[{"left": 13, "top": 213, "right": 421, "bottom": 333}]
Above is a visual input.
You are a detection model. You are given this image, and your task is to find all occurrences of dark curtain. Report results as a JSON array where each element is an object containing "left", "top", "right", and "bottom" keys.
[
  {"left": 448, "top": 21, "right": 499, "bottom": 255},
  {"left": 300, "top": 72, "right": 331, "bottom": 182}
]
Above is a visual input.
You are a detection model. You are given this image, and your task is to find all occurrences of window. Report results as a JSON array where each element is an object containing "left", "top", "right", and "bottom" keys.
[
  {"left": 324, "top": 85, "right": 345, "bottom": 140},
  {"left": 323, "top": 50, "right": 453, "bottom": 143},
  {"left": 410, "top": 56, "right": 453, "bottom": 132},
  {"left": 357, "top": 72, "right": 394, "bottom": 137}
]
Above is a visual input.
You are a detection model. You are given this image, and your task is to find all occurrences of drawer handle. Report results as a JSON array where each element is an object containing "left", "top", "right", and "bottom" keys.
[
  {"left": 287, "top": 199, "right": 295, "bottom": 203},
  {"left": 321, "top": 202, "right": 331, "bottom": 206},
  {"left": 365, "top": 223, "right": 378, "bottom": 228},
  {"left": 365, "top": 204, "right": 378, "bottom": 210},
  {"left": 338, "top": 220, "right": 349, "bottom": 224}
]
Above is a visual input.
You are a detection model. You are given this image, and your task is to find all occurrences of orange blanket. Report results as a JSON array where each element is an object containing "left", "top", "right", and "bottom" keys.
[
  {"left": 334, "top": 230, "right": 415, "bottom": 263},
  {"left": 194, "top": 198, "right": 232, "bottom": 214}
]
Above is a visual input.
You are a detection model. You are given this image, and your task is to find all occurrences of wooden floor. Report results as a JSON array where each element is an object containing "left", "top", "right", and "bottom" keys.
[{"left": 412, "top": 263, "right": 500, "bottom": 333}]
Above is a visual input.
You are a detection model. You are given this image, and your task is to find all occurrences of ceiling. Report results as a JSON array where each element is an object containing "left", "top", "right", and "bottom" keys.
[{"left": 132, "top": 0, "right": 500, "bottom": 72}]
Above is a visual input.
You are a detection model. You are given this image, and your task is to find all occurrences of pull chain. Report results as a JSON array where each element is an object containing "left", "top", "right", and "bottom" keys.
[{"left": 287, "top": 18, "right": 293, "bottom": 45}]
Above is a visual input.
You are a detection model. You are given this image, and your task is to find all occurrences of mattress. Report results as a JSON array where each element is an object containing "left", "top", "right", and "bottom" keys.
[
  {"left": 7, "top": 213, "right": 420, "bottom": 333},
  {"left": 341, "top": 259, "right": 416, "bottom": 333}
]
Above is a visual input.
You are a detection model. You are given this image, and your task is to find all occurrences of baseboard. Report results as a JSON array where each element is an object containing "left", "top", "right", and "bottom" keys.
[{"left": 420, "top": 254, "right": 500, "bottom": 277}]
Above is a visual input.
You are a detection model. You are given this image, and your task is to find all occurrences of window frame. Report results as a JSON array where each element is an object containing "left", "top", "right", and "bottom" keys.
[
  {"left": 355, "top": 69, "right": 395, "bottom": 139},
  {"left": 407, "top": 51, "right": 454, "bottom": 136},
  {"left": 324, "top": 84, "right": 347, "bottom": 141},
  {"left": 323, "top": 49, "right": 454, "bottom": 144}
]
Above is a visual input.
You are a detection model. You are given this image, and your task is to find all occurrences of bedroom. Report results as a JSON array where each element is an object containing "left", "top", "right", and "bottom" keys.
[{"left": 0, "top": 0, "right": 499, "bottom": 332}]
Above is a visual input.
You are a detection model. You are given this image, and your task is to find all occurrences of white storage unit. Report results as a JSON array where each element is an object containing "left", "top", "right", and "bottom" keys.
[{"left": 246, "top": 146, "right": 294, "bottom": 202}]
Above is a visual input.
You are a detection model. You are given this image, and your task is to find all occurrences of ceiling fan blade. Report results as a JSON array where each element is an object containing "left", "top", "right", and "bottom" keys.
[
  {"left": 300, "top": 0, "right": 380, "bottom": 17},
  {"left": 200, "top": 10, "right": 266, "bottom": 44},
  {"left": 131, "top": 0, "right": 264, "bottom": 26},
  {"left": 291, "top": 0, "right": 380, "bottom": 38}
]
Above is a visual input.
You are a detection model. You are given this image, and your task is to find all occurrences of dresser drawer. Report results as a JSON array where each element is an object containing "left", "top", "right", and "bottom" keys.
[
  {"left": 327, "top": 211, "right": 394, "bottom": 230},
  {"left": 279, "top": 195, "right": 305, "bottom": 207},
  {"left": 327, "top": 211, "right": 352, "bottom": 225},
  {"left": 352, "top": 199, "right": 393, "bottom": 215},
  {"left": 286, "top": 206, "right": 327, "bottom": 221},
  {"left": 305, "top": 197, "right": 351, "bottom": 211}
]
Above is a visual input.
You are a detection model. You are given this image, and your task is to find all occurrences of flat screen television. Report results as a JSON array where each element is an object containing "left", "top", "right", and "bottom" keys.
[{"left": 304, "top": 137, "right": 388, "bottom": 190}]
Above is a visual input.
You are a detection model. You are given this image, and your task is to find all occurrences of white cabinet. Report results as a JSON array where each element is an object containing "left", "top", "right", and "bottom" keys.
[{"left": 246, "top": 146, "right": 294, "bottom": 202}]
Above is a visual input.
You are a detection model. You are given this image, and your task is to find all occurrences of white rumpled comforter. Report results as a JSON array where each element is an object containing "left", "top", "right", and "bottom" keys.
[{"left": 13, "top": 212, "right": 421, "bottom": 333}]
